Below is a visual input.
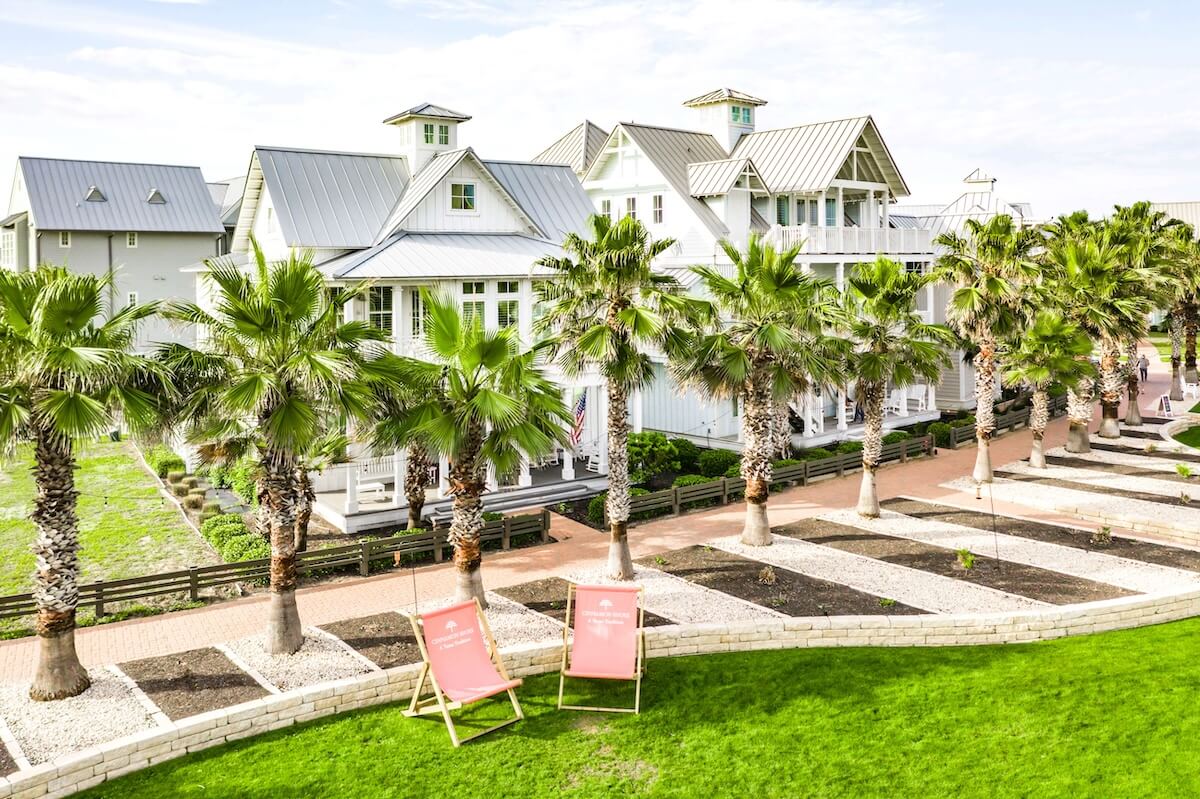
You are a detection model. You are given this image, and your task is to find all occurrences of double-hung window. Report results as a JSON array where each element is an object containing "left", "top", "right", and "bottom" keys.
[
  {"left": 327, "top": 287, "right": 345, "bottom": 326},
  {"left": 600, "top": 199, "right": 611, "bottom": 220},
  {"left": 369, "top": 286, "right": 393, "bottom": 334},
  {"left": 451, "top": 183, "right": 475, "bottom": 211},
  {"left": 423, "top": 123, "right": 435, "bottom": 144},
  {"left": 438, "top": 124, "right": 450, "bottom": 145},
  {"left": 497, "top": 280, "right": 519, "bottom": 329},
  {"left": 126, "top": 232, "right": 138, "bottom": 248},
  {"left": 825, "top": 198, "right": 837, "bottom": 227},
  {"left": 775, "top": 196, "right": 789, "bottom": 226},
  {"left": 808, "top": 200, "right": 819, "bottom": 226},
  {"left": 411, "top": 290, "right": 426, "bottom": 338},
  {"left": 625, "top": 197, "right": 637, "bottom": 220},
  {"left": 59, "top": 231, "right": 71, "bottom": 248},
  {"left": 652, "top": 194, "right": 663, "bottom": 224},
  {"left": 0, "top": 231, "right": 13, "bottom": 267},
  {"left": 462, "top": 281, "right": 485, "bottom": 324}
]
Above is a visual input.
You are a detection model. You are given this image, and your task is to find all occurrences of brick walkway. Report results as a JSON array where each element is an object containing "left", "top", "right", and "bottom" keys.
[{"left": 0, "top": 343, "right": 1175, "bottom": 681}]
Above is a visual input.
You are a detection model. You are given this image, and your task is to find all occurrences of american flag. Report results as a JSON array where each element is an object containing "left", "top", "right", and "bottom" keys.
[{"left": 569, "top": 392, "right": 587, "bottom": 446}]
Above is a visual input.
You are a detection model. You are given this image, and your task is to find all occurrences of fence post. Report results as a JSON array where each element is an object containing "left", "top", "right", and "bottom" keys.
[
  {"left": 188, "top": 567, "right": 199, "bottom": 602},
  {"left": 671, "top": 487, "right": 681, "bottom": 516},
  {"left": 540, "top": 509, "right": 550, "bottom": 543},
  {"left": 837, "top": 453, "right": 845, "bottom": 478},
  {"left": 720, "top": 477, "right": 728, "bottom": 505},
  {"left": 502, "top": 518, "right": 512, "bottom": 550},
  {"left": 359, "top": 539, "right": 370, "bottom": 577},
  {"left": 432, "top": 527, "right": 443, "bottom": 563},
  {"left": 94, "top": 583, "right": 105, "bottom": 619},
  {"left": 801, "top": 461, "right": 808, "bottom": 487}
]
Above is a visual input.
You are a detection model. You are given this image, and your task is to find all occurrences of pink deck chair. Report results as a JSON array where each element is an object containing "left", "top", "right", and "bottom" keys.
[
  {"left": 557, "top": 583, "right": 646, "bottom": 714},
  {"left": 404, "top": 599, "right": 523, "bottom": 746}
]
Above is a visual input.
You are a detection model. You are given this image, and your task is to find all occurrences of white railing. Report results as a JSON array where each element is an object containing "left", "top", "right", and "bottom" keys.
[
  {"left": 772, "top": 225, "right": 933, "bottom": 255},
  {"left": 310, "top": 454, "right": 396, "bottom": 493}
]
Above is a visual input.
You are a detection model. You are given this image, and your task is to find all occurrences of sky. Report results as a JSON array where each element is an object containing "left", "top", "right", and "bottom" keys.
[{"left": 0, "top": 0, "right": 1197, "bottom": 218}]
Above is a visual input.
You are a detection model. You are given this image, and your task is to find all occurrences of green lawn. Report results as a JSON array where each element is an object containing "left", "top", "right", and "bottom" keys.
[
  {"left": 0, "top": 440, "right": 216, "bottom": 602},
  {"left": 1172, "top": 424, "right": 1200, "bottom": 447},
  {"left": 1147, "top": 333, "right": 1172, "bottom": 363},
  {"left": 82, "top": 617, "right": 1200, "bottom": 799}
]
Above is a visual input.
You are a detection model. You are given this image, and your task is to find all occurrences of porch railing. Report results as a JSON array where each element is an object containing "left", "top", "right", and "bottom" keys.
[{"left": 770, "top": 224, "right": 933, "bottom": 255}]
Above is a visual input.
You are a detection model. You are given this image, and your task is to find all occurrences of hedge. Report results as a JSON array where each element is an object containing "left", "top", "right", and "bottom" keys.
[
  {"left": 200, "top": 513, "right": 271, "bottom": 562},
  {"left": 834, "top": 441, "right": 863, "bottom": 454},
  {"left": 145, "top": 446, "right": 186, "bottom": 478},
  {"left": 699, "top": 448, "right": 740, "bottom": 477},
  {"left": 928, "top": 422, "right": 952, "bottom": 448},
  {"left": 797, "top": 447, "right": 834, "bottom": 461},
  {"left": 881, "top": 430, "right": 913, "bottom": 445},
  {"left": 587, "top": 487, "right": 651, "bottom": 526},
  {"left": 227, "top": 458, "right": 259, "bottom": 506},
  {"left": 672, "top": 474, "right": 718, "bottom": 488},
  {"left": 670, "top": 439, "right": 701, "bottom": 473}
]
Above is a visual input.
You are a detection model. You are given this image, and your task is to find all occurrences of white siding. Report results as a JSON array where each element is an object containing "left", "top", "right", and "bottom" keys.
[
  {"left": 402, "top": 161, "right": 528, "bottom": 233},
  {"left": 642, "top": 363, "right": 740, "bottom": 441},
  {"left": 250, "top": 185, "right": 289, "bottom": 259}
]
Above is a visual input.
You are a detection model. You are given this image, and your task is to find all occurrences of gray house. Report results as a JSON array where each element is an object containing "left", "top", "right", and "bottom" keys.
[{"left": 1, "top": 157, "right": 226, "bottom": 346}]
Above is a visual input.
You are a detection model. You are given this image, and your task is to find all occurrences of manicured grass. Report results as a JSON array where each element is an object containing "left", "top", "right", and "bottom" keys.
[
  {"left": 0, "top": 440, "right": 217, "bottom": 600},
  {"left": 1148, "top": 333, "right": 1172, "bottom": 362},
  {"left": 82, "top": 618, "right": 1200, "bottom": 798},
  {"left": 1173, "top": 424, "right": 1200, "bottom": 448}
]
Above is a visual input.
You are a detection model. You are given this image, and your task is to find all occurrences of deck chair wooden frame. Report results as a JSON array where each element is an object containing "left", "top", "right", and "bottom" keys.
[
  {"left": 404, "top": 598, "right": 524, "bottom": 746},
  {"left": 557, "top": 583, "right": 645, "bottom": 714}
]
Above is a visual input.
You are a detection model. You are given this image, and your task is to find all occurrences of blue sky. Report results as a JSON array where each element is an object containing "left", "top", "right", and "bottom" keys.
[{"left": 1, "top": 0, "right": 1197, "bottom": 216}]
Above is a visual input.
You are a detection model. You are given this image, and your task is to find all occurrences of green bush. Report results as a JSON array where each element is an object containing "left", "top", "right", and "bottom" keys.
[
  {"left": 188, "top": 487, "right": 207, "bottom": 498},
  {"left": 670, "top": 439, "right": 701, "bottom": 473},
  {"left": 482, "top": 511, "right": 504, "bottom": 522},
  {"left": 221, "top": 534, "right": 271, "bottom": 562},
  {"left": 881, "top": 431, "right": 912, "bottom": 445},
  {"left": 171, "top": 483, "right": 189, "bottom": 497},
  {"left": 772, "top": 458, "right": 801, "bottom": 469},
  {"left": 201, "top": 514, "right": 249, "bottom": 548},
  {"left": 928, "top": 422, "right": 953, "bottom": 448},
  {"left": 834, "top": 441, "right": 863, "bottom": 454},
  {"left": 201, "top": 500, "right": 222, "bottom": 514},
  {"left": 166, "top": 470, "right": 186, "bottom": 484},
  {"left": 797, "top": 447, "right": 834, "bottom": 462},
  {"left": 627, "top": 432, "right": 680, "bottom": 484},
  {"left": 200, "top": 514, "right": 270, "bottom": 562},
  {"left": 699, "top": 448, "right": 740, "bottom": 477},
  {"left": 587, "top": 488, "right": 651, "bottom": 526},
  {"left": 949, "top": 415, "right": 976, "bottom": 429},
  {"left": 199, "top": 509, "right": 220, "bottom": 524},
  {"left": 725, "top": 462, "right": 742, "bottom": 479},
  {"left": 227, "top": 458, "right": 258, "bottom": 506},
  {"left": 145, "top": 446, "right": 186, "bottom": 478},
  {"left": 183, "top": 494, "right": 205, "bottom": 510},
  {"left": 182, "top": 476, "right": 200, "bottom": 490},
  {"left": 672, "top": 474, "right": 717, "bottom": 487},
  {"left": 1048, "top": 383, "right": 1068, "bottom": 398}
]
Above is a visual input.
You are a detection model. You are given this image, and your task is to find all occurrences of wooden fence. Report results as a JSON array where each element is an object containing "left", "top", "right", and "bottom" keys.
[
  {"left": 0, "top": 510, "right": 550, "bottom": 622},
  {"left": 946, "top": 394, "right": 1069, "bottom": 449}
]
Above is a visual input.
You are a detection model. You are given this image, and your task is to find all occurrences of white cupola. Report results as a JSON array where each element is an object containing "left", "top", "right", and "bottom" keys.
[
  {"left": 383, "top": 103, "right": 472, "bottom": 174},
  {"left": 682, "top": 88, "right": 767, "bottom": 153}
]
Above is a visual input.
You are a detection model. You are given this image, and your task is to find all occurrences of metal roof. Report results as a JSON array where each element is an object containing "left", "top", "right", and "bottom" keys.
[
  {"left": 255, "top": 146, "right": 410, "bottom": 248},
  {"left": 1152, "top": 202, "right": 1200, "bottom": 237},
  {"left": 687, "top": 157, "right": 767, "bottom": 196},
  {"left": 483, "top": 160, "right": 593, "bottom": 242},
  {"left": 0, "top": 211, "right": 26, "bottom": 228},
  {"left": 382, "top": 103, "right": 472, "bottom": 125},
  {"left": 207, "top": 175, "right": 246, "bottom": 228},
  {"left": 682, "top": 88, "right": 767, "bottom": 108},
  {"left": 322, "top": 232, "right": 558, "bottom": 279},
  {"left": 17, "top": 157, "right": 224, "bottom": 233},
  {"left": 730, "top": 116, "right": 910, "bottom": 197},
  {"left": 531, "top": 121, "right": 609, "bottom": 176}
]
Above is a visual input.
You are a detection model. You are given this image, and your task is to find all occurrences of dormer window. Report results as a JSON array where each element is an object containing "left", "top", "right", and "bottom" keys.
[
  {"left": 438, "top": 124, "right": 450, "bottom": 145},
  {"left": 423, "top": 123, "right": 435, "bottom": 145},
  {"left": 450, "top": 183, "right": 475, "bottom": 211},
  {"left": 84, "top": 185, "right": 106, "bottom": 202},
  {"left": 730, "top": 105, "right": 752, "bottom": 125},
  {"left": 146, "top": 188, "right": 166, "bottom": 204}
]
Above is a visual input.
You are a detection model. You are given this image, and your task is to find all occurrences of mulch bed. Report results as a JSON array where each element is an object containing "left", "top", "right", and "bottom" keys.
[
  {"left": 636, "top": 546, "right": 923, "bottom": 617},
  {"left": 1090, "top": 442, "right": 1200, "bottom": 464},
  {"left": 318, "top": 612, "right": 422, "bottom": 670},
  {"left": 993, "top": 470, "right": 1195, "bottom": 508},
  {"left": 119, "top": 647, "right": 268, "bottom": 721},
  {"left": 547, "top": 496, "right": 606, "bottom": 531},
  {"left": 882, "top": 498, "right": 1200, "bottom": 572},
  {"left": 0, "top": 740, "right": 17, "bottom": 777},
  {"left": 495, "top": 577, "right": 673, "bottom": 627},
  {"left": 1116, "top": 429, "right": 1163, "bottom": 440},
  {"left": 777, "top": 518, "right": 1133, "bottom": 605}
]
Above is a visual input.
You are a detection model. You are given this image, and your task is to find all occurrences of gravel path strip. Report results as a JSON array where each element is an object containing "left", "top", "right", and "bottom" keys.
[
  {"left": 1090, "top": 442, "right": 1200, "bottom": 463},
  {"left": 0, "top": 668, "right": 159, "bottom": 766},
  {"left": 1045, "top": 446, "right": 1199, "bottom": 475},
  {"left": 565, "top": 564, "right": 784, "bottom": 624},
  {"left": 423, "top": 592, "right": 564, "bottom": 649},
  {"left": 219, "top": 629, "right": 375, "bottom": 694},
  {"left": 706, "top": 534, "right": 1047, "bottom": 614},
  {"left": 822, "top": 505, "right": 1200, "bottom": 595},
  {"left": 998, "top": 459, "right": 1194, "bottom": 499}
]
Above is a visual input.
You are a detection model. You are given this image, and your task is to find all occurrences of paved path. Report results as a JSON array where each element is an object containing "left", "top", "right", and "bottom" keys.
[{"left": 0, "top": 342, "right": 1177, "bottom": 680}]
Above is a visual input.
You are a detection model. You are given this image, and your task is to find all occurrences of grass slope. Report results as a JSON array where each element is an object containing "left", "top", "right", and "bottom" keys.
[
  {"left": 82, "top": 617, "right": 1200, "bottom": 799},
  {"left": 0, "top": 440, "right": 217, "bottom": 600}
]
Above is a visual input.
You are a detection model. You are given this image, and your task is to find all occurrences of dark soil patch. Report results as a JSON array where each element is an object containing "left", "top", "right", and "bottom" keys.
[
  {"left": 546, "top": 495, "right": 606, "bottom": 532},
  {"left": 1090, "top": 441, "right": 1200, "bottom": 463},
  {"left": 776, "top": 518, "right": 1133, "bottom": 605},
  {"left": 119, "top": 647, "right": 268, "bottom": 721},
  {"left": 1117, "top": 429, "right": 1163, "bottom": 440},
  {"left": 882, "top": 498, "right": 1200, "bottom": 572},
  {"left": 637, "top": 546, "right": 923, "bottom": 617},
  {"left": 994, "top": 470, "right": 1195, "bottom": 508},
  {"left": 495, "top": 577, "right": 673, "bottom": 627},
  {"left": 0, "top": 740, "right": 17, "bottom": 777},
  {"left": 319, "top": 612, "right": 421, "bottom": 670},
  {"left": 1045, "top": 455, "right": 1197, "bottom": 485},
  {"left": 642, "top": 471, "right": 682, "bottom": 491}
]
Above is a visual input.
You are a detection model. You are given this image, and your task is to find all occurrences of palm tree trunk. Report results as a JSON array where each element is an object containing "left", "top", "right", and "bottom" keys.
[
  {"left": 1029, "top": 388, "right": 1049, "bottom": 468},
  {"left": 1170, "top": 312, "right": 1184, "bottom": 401},
  {"left": 772, "top": 398, "right": 792, "bottom": 460},
  {"left": 293, "top": 466, "right": 313, "bottom": 553},
  {"left": 856, "top": 381, "right": 885, "bottom": 517},
  {"left": 447, "top": 426, "right": 487, "bottom": 606},
  {"left": 29, "top": 427, "right": 90, "bottom": 701},
  {"left": 404, "top": 442, "right": 430, "bottom": 529},
  {"left": 1097, "top": 340, "right": 1123, "bottom": 438},
  {"left": 1124, "top": 340, "right": 1142, "bottom": 426},
  {"left": 254, "top": 480, "right": 270, "bottom": 540},
  {"left": 605, "top": 381, "right": 634, "bottom": 579},
  {"left": 972, "top": 336, "right": 997, "bottom": 483},
  {"left": 263, "top": 454, "right": 303, "bottom": 655},
  {"left": 1186, "top": 302, "right": 1198, "bottom": 384},
  {"left": 740, "top": 377, "right": 773, "bottom": 546},
  {"left": 1066, "top": 382, "right": 1093, "bottom": 454}
]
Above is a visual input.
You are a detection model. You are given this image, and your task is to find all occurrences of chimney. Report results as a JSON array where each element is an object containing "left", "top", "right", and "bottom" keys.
[{"left": 382, "top": 103, "right": 472, "bottom": 174}]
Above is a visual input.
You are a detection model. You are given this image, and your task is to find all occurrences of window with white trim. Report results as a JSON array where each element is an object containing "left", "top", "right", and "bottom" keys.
[
  {"left": 652, "top": 194, "right": 663, "bottom": 224},
  {"left": 775, "top": 196, "right": 789, "bottom": 225},
  {"left": 438, "top": 124, "right": 450, "bottom": 145},
  {"left": 411, "top": 290, "right": 426, "bottom": 338},
  {"left": 126, "top": 232, "right": 138, "bottom": 248},
  {"left": 462, "top": 281, "right": 484, "bottom": 323},
  {"left": 59, "top": 231, "right": 71, "bottom": 248},
  {"left": 497, "top": 280, "right": 519, "bottom": 329},
  {"left": 327, "top": 287, "right": 345, "bottom": 326},
  {"left": 600, "top": 199, "right": 611, "bottom": 220},
  {"left": 126, "top": 291, "right": 139, "bottom": 308},
  {"left": 0, "top": 231, "right": 13, "bottom": 267},
  {"left": 450, "top": 183, "right": 475, "bottom": 211},
  {"left": 730, "top": 105, "right": 751, "bottom": 125},
  {"left": 808, "top": 200, "right": 818, "bottom": 226},
  {"left": 625, "top": 197, "right": 637, "bottom": 220},
  {"left": 905, "top": 261, "right": 925, "bottom": 274},
  {"left": 369, "top": 286, "right": 393, "bottom": 334},
  {"left": 423, "top": 123, "right": 435, "bottom": 144}
]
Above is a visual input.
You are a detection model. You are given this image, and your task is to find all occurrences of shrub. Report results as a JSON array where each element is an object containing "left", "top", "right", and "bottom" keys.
[
  {"left": 834, "top": 441, "right": 863, "bottom": 454},
  {"left": 949, "top": 415, "right": 976, "bottom": 429},
  {"left": 166, "top": 470, "right": 186, "bottom": 484},
  {"left": 145, "top": 446, "right": 185, "bottom": 478},
  {"left": 188, "top": 487, "right": 207, "bottom": 497},
  {"left": 172, "top": 483, "right": 189, "bottom": 497},
  {"left": 725, "top": 463, "right": 741, "bottom": 479},
  {"left": 627, "top": 432, "right": 680, "bottom": 484},
  {"left": 699, "top": 448, "right": 740, "bottom": 477},
  {"left": 482, "top": 511, "right": 504, "bottom": 522},
  {"left": 227, "top": 458, "right": 259, "bottom": 506},
  {"left": 201, "top": 500, "right": 222, "bottom": 514},
  {"left": 772, "top": 458, "right": 801, "bottom": 469},
  {"left": 199, "top": 508, "right": 220, "bottom": 524},
  {"left": 206, "top": 463, "right": 230, "bottom": 489},
  {"left": 183, "top": 494, "right": 205, "bottom": 510},
  {"left": 928, "top": 422, "right": 953, "bottom": 448},
  {"left": 587, "top": 487, "right": 651, "bottom": 526},
  {"left": 1048, "top": 383, "right": 1068, "bottom": 398},
  {"left": 199, "top": 514, "right": 270, "bottom": 562},
  {"left": 670, "top": 438, "right": 701, "bottom": 472},
  {"left": 881, "top": 431, "right": 912, "bottom": 445},
  {"left": 797, "top": 447, "right": 834, "bottom": 462},
  {"left": 672, "top": 474, "right": 717, "bottom": 487},
  {"left": 201, "top": 514, "right": 249, "bottom": 548},
  {"left": 182, "top": 476, "right": 200, "bottom": 489},
  {"left": 221, "top": 534, "right": 271, "bottom": 562}
]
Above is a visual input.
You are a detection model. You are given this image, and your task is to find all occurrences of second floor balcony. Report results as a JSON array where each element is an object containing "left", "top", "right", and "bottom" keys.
[{"left": 768, "top": 224, "right": 933, "bottom": 256}]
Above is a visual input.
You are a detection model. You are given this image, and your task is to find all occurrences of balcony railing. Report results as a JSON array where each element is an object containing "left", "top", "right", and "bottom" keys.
[{"left": 769, "top": 224, "right": 933, "bottom": 255}]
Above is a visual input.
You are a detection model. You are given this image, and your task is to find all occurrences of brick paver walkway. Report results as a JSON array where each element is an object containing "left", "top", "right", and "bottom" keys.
[{"left": 0, "top": 343, "right": 1177, "bottom": 680}]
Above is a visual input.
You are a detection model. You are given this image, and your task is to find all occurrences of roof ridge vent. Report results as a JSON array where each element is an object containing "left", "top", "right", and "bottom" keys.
[
  {"left": 146, "top": 188, "right": 167, "bottom": 204},
  {"left": 84, "top": 185, "right": 106, "bottom": 202}
]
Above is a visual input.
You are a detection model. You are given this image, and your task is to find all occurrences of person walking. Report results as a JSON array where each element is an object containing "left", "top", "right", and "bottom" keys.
[{"left": 1138, "top": 353, "right": 1150, "bottom": 382}]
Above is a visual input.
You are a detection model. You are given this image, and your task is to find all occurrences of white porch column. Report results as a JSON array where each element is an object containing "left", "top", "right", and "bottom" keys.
[
  {"left": 925, "top": 279, "right": 935, "bottom": 320},
  {"left": 391, "top": 285, "right": 403, "bottom": 352},
  {"left": 835, "top": 261, "right": 845, "bottom": 292},
  {"left": 561, "top": 387, "right": 576, "bottom": 480},
  {"left": 802, "top": 391, "right": 815, "bottom": 438},
  {"left": 518, "top": 456, "right": 533, "bottom": 487},
  {"left": 597, "top": 384, "right": 609, "bottom": 474},
  {"left": 519, "top": 279, "right": 533, "bottom": 348},
  {"left": 865, "top": 189, "right": 875, "bottom": 228},
  {"left": 835, "top": 186, "right": 844, "bottom": 227},
  {"left": 898, "top": 384, "right": 909, "bottom": 417},
  {"left": 438, "top": 455, "right": 450, "bottom": 498},
  {"left": 344, "top": 463, "right": 360, "bottom": 515},
  {"left": 486, "top": 461, "right": 498, "bottom": 493},
  {"left": 392, "top": 448, "right": 404, "bottom": 507},
  {"left": 632, "top": 388, "right": 643, "bottom": 434},
  {"left": 881, "top": 189, "right": 890, "bottom": 230},
  {"left": 837, "top": 388, "right": 848, "bottom": 431},
  {"left": 927, "top": 383, "right": 938, "bottom": 412}
]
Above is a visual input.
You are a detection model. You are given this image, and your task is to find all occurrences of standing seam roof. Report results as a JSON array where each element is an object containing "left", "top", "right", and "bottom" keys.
[
  {"left": 687, "top": 158, "right": 767, "bottom": 196},
  {"left": 730, "top": 118, "right": 867, "bottom": 194},
  {"left": 483, "top": 161, "right": 593, "bottom": 242}
]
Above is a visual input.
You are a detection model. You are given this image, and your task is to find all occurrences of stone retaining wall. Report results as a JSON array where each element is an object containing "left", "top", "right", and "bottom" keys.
[{"left": 4, "top": 585, "right": 1200, "bottom": 799}]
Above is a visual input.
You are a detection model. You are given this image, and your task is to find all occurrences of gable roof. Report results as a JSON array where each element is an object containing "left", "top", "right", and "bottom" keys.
[
  {"left": 687, "top": 157, "right": 768, "bottom": 197},
  {"left": 682, "top": 88, "right": 767, "bottom": 108},
  {"left": 17, "top": 157, "right": 224, "bottom": 233},
  {"left": 531, "top": 121, "right": 609, "bottom": 176},
  {"left": 207, "top": 175, "right": 246, "bottom": 227},
  {"left": 482, "top": 160, "right": 594, "bottom": 242},
  {"left": 382, "top": 103, "right": 472, "bottom": 125},
  {"left": 248, "top": 146, "right": 410, "bottom": 249},
  {"left": 372, "top": 148, "right": 541, "bottom": 244},
  {"left": 322, "top": 232, "right": 559, "bottom": 280},
  {"left": 731, "top": 116, "right": 910, "bottom": 197},
  {"left": 587, "top": 123, "right": 731, "bottom": 239}
]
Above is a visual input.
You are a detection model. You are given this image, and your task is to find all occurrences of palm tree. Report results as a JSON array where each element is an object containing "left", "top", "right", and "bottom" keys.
[
  {"left": 381, "top": 291, "right": 568, "bottom": 605},
  {"left": 161, "top": 242, "right": 397, "bottom": 654},
  {"left": 844, "top": 257, "right": 953, "bottom": 516},
  {"left": 1001, "top": 313, "right": 1095, "bottom": 467},
  {"left": 294, "top": 433, "right": 349, "bottom": 552},
  {"left": 675, "top": 235, "right": 849, "bottom": 545},
  {"left": 535, "top": 215, "right": 697, "bottom": 578},
  {"left": 934, "top": 215, "right": 1041, "bottom": 484},
  {"left": 0, "top": 268, "right": 171, "bottom": 700},
  {"left": 402, "top": 442, "right": 432, "bottom": 529},
  {"left": 1160, "top": 227, "right": 1200, "bottom": 400}
]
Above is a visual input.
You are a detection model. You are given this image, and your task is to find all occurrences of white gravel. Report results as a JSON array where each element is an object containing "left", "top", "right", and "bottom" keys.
[
  {"left": 998, "top": 459, "right": 1193, "bottom": 499},
  {"left": 566, "top": 564, "right": 783, "bottom": 624},
  {"left": 706, "top": 535, "right": 1047, "bottom": 614},
  {"left": 1045, "top": 445, "right": 1199, "bottom": 475},
  {"left": 422, "top": 592, "right": 564, "bottom": 648},
  {"left": 220, "top": 627, "right": 376, "bottom": 693},
  {"left": 1104, "top": 435, "right": 1186, "bottom": 452},
  {"left": 0, "top": 668, "right": 159, "bottom": 766},
  {"left": 823, "top": 505, "right": 1200, "bottom": 595}
]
